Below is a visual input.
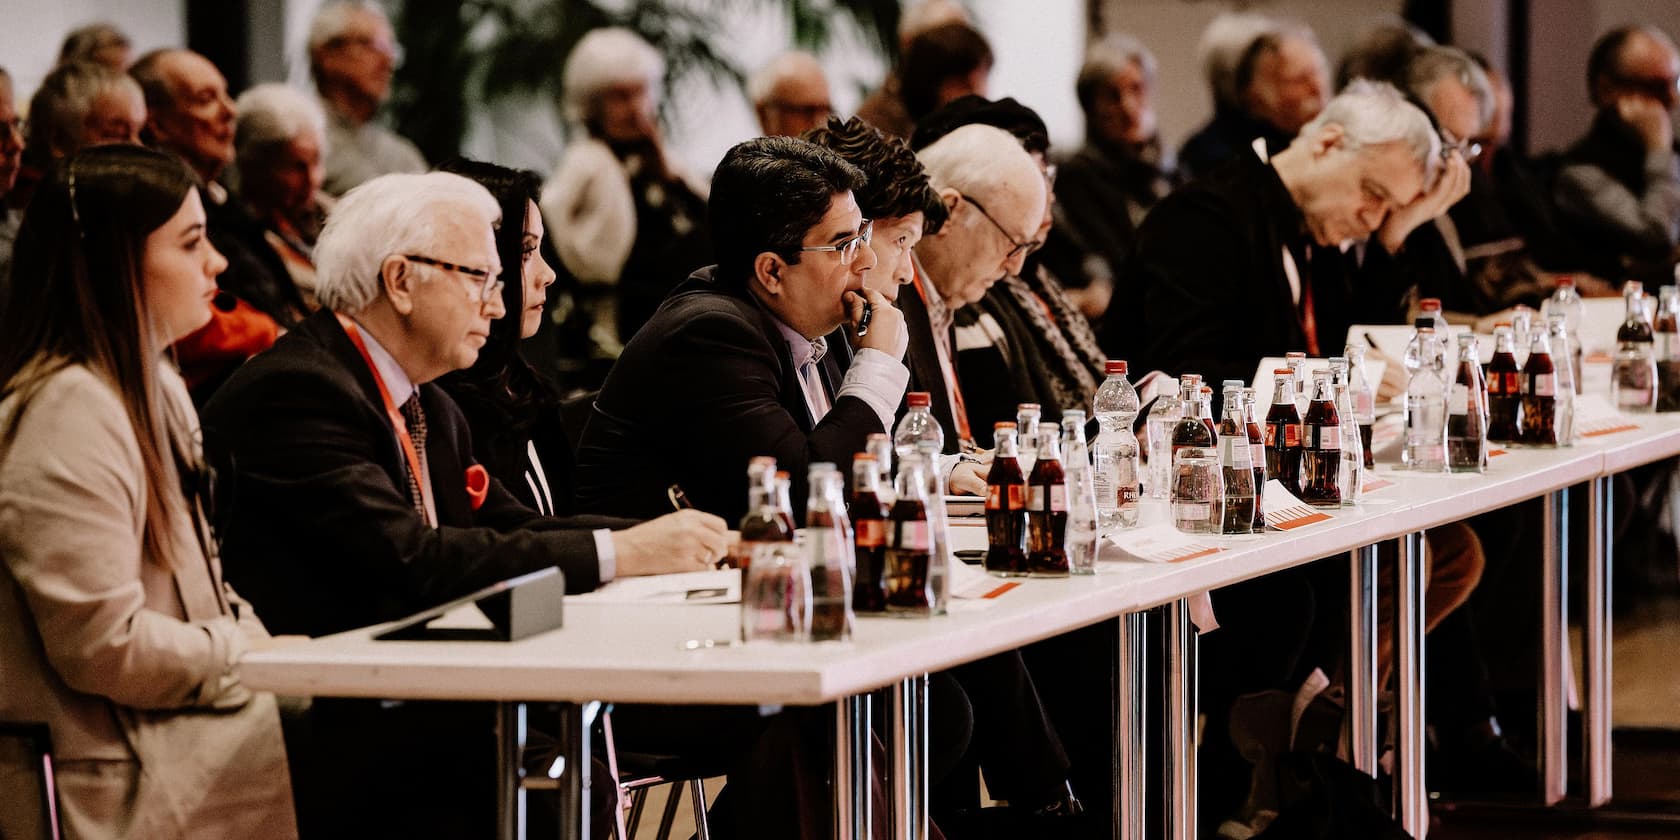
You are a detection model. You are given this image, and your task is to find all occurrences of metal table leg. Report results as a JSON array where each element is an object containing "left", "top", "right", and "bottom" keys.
[
  {"left": 1116, "top": 612, "right": 1148, "bottom": 840},
  {"left": 1164, "top": 598, "right": 1197, "bottom": 840},
  {"left": 555, "top": 701, "right": 594, "bottom": 840},
  {"left": 890, "top": 675, "right": 930, "bottom": 839},
  {"left": 1394, "top": 532, "right": 1427, "bottom": 838},
  {"left": 1540, "top": 489, "right": 1569, "bottom": 805},
  {"left": 1585, "top": 475, "right": 1613, "bottom": 806},
  {"left": 1347, "top": 545, "right": 1380, "bottom": 777},
  {"left": 495, "top": 701, "right": 520, "bottom": 840},
  {"left": 837, "top": 694, "right": 873, "bottom": 839}
]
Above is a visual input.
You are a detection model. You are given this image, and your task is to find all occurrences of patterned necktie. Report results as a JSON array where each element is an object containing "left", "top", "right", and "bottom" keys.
[{"left": 398, "top": 392, "right": 429, "bottom": 519}]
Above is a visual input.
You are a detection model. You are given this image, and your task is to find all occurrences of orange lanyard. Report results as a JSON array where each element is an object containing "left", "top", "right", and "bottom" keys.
[
  {"left": 336, "top": 313, "right": 436, "bottom": 526},
  {"left": 910, "top": 268, "right": 975, "bottom": 446}
]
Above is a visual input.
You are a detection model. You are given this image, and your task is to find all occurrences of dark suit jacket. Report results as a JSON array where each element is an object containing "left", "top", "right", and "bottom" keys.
[
  {"left": 1130, "top": 151, "right": 1354, "bottom": 390},
  {"left": 201, "top": 309, "right": 631, "bottom": 638},
  {"left": 896, "top": 269, "right": 963, "bottom": 454},
  {"left": 574, "top": 266, "right": 886, "bottom": 526}
]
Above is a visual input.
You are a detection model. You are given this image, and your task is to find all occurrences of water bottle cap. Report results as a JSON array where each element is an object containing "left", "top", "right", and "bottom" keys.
[
  {"left": 1286, "top": 352, "right": 1306, "bottom": 360},
  {"left": 1273, "top": 367, "right": 1293, "bottom": 374},
  {"left": 1420, "top": 298, "right": 1442, "bottom": 311},
  {"left": 1018, "top": 402, "right": 1041, "bottom": 412},
  {"left": 1558, "top": 275, "right": 1575, "bottom": 287},
  {"left": 1105, "top": 360, "right": 1128, "bottom": 375},
  {"left": 993, "top": 421, "right": 1015, "bottom": 430},
  {"left": 853, "top": 453, "right": 877, "bottom": 462},
  {"left": 906, "top": 391, "right": 931, "bottom": 407}
]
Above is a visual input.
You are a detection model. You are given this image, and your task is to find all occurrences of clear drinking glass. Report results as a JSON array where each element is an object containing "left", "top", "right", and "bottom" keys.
[
  {"left": 1171, "top": 447, "right": 1224, "bottom": 535},
  {"left": 741, "top": 542, "right": 811, "bottom": 643}
]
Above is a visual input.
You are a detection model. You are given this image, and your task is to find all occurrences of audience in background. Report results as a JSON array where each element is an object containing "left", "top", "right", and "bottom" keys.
[
  {"left": 1556, "top": 24, "right": 1680, "bottom": 286},
  {"left": 23, "top": 60, "right": 144, "bottom": 165},
  {"left": 222, "top": 83, "right": 332, "bottom": 327},
  {"left": 750, "top": 51, "right": 834, "bottom": 138},
  {"left": 1181, "top": 16, "right": 1329, "bottom": 178},
  {"left": 308, "top": 0, "right": 425, "bottom": 195},
  {"left": 1060, "top": 32, "right": 1178, "bottom": 323},
  {"left": 860, "top": 21, "right": 992, "bottom": 140},
  {"left": 55, "top": 21, "right": 133, "bottom": 71},
  {"left": 0, "top": 67, "right": 22, "bottom": 286},
  {"left": 543, "top": 27, "right": 711, "bottom": 352},
  {"left": 854, "top": 0, "right": 972, "bottom": 139},
  {"left": 0, "top": 144, "right": 296, "bottom": 840}
]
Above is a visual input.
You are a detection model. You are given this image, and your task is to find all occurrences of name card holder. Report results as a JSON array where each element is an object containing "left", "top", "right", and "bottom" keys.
[{"left": 376, "top": 567, "right": 566, "bottom": 642}]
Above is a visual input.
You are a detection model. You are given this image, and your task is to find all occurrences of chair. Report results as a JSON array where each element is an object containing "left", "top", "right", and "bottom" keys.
[
  {"left": 0, "top": 722, "right": 63, "bottom": 840},
  {"left": 558, "top": 390, "right": 598, "bottom": 455}
]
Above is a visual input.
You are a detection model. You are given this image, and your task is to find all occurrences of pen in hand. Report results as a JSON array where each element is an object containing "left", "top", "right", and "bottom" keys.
[
  {"left": 856, "top": 299, "right": 874, "bottom": 337},
  {"left": 670, "top": 484, "right": 733, "bottom": 569}
]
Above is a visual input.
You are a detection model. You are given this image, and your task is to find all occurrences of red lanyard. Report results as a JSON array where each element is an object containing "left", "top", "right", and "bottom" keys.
[{"left": 336, "top": 313, "right": 436, "bottom": 526}]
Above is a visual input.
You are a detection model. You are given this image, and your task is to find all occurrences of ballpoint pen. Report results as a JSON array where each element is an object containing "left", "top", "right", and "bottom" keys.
[
  {"left": 856, "top": 299, "right": 874, "bottom": 337},
  {"left": 667, "top": 484, "right": 693, "bottom": 511}
]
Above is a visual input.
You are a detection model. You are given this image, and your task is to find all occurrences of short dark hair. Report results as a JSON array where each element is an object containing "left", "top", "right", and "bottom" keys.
[
  {"left": 802, "top": 117, "right": 947, "bottom": 235},
  {"left": 910, "top": 95, "right": 1049, "bottom": 156},
  {"left": 1587, "top": 25, "right": 1653, "bottom": 101},
  {"left": 900, "top": 22, "right": 994, "bottom": 122},
  {"left": 708, "top": 136, "right": 866, "bottom": 282}
]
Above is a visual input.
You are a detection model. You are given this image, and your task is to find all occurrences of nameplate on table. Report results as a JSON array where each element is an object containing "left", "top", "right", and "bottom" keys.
[
  {"left": 376, "top": 567, "right": 565, "bottom": 642},
  {"left": 1263, "top": 480, "right": 1334, "bottom": 530},
  {"left": 949, "top": 560, "right": 1019, "bottom": 599},
  {"left": 1109, "top": 523, "right": 1225, "bottom": 564},
  {"left": 1573, "top": 394, "right": 1641, "bottom": 438},
  {"left": 1577, "top": 418, "right": 1641, "bottom": 438},
  {"left": 1361, "top": 477, "right": 1393, "bottom": 493}
]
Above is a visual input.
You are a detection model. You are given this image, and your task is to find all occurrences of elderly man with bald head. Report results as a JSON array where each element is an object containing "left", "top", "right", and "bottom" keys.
[
  {"left": 1556, "top": 24, "right": 1680, "bottom": 284},
  {"left": 751, "top": 51, "right": 833, "bottom": 137}
]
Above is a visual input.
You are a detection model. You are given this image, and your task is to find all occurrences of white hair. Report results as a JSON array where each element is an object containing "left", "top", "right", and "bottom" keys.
[
  {"left": 1405, "top": 45, "right": 1495, "bottom": 135},
  {"left": 25, "top": 62, "right": 142, "bottom": 157},
  {"left": 308, "top": 0, "right": 389, "bottom": 55},
  {"left": 562, "top": 27, "right": 663, "bottom": 125},
  {"left": 1303, "top": 78, "right": 1442, "bottom": 180},
  {"left": 1084, "top": 32, "right": 1157, "bottom": 83},
  {"left": 314, "top": 172, "right": 501, "bottom": 314},
  {"left": 1198, "top": 11, "right": 1279, "bottom": 107},
  {"left": 235, "top": 83, "right": 327, "bottom": 166},
  {"left": 916, "top": 123, "right": 1043, "bottom": 208},
  {"left": 747, "top": 51, "right": 828, "bottom": 107}
]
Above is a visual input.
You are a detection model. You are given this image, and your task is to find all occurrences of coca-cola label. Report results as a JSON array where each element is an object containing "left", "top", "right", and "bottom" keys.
[
  {"left": 1449, "top": 384, "right": 1470, "bottom": 415},
  {"left": 986, "top": 484, "right": 1026, "bottom": 510},
  {"left": 1265, "top": 423, "right": 1302, "bottom": 448},
  {"left": 891, "top": 521, "right": 929, "bottom": 551},
  {"left": 1028, "top": 484, "right": 1068, "bottom": 512},
  {"left": 1494, "top": 372, "right": 1521, "bottom": 394},
  {"left": 856, "top": 519, "right": 886, "bottom": 547},
  {"left": 1305, "top": 424, "right": 1340, "bottom": 450},
  {"left": 1527, "top": 373, "right": 1555, "bottom": 397},
  {"left": 1221, "top": 436, "right": 1252, "bottom": 466}
]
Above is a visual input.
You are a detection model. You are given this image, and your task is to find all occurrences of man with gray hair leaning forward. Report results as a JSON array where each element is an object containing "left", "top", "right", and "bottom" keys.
[{"left": 202, "top": 171, "right": 726, "bottom": 836}]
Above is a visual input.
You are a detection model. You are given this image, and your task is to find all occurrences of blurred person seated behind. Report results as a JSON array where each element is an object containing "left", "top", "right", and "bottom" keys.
[
  {"left": 854, "top": 0, "right": 971, "bottom": 139},
  {"left": 200, "top": 171, "right": 726, "bottom": 836},
  {"left": 131, "top": 48, "right": 279, "bottom": 403},
  {"left": 222, "top": 83, "right": 335, "bottom": 328},
  {"left": 56, "top": 21, "right": 134, "bottom": 71},
  {"left": 14, "top": 60, "right": 144, "bottom": 209},
  {"left": 543, "top": 27, "right": 711, "bottom": 351},
  {"left": 0, "top": 68, "right": 26, "bottom": 287},
  {"left": 0, "top": 144, "right": 296, "bottom": 838},
  {"left": 1180, "top": 15, "right": 1329, "bottom": 178},
  {"left": 858, "top": 20, "right": 992, "bottom": 140},
  {"left": 1059, "top": 32, "right": 1182, "bottom": 322},
  {"left": 1555, "top": 24, "right": 1680, "bottom": 286},
  {"left": 309, "top": 0, "right": 425, "bottom": 195},
  {"left": 751, "top": 51, "right": 833, "bottom": 138}
]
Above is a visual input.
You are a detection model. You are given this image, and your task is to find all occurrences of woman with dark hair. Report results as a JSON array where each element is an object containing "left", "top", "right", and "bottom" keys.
[
  {"left": 432, "top": 158, "right": 570, "bottom": 514},
  {"left": 0, "top": 145, "right": 297, "bottom": 838}
]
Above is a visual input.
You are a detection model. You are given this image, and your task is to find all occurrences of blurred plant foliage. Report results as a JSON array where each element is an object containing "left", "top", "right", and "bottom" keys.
[{"left": 387, "top": 0, "right": 903, "bottom": 163}]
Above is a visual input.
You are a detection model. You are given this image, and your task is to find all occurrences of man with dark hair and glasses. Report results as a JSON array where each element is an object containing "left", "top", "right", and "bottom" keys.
[
  {"left": 1556, "top": 24, "right": 1680, "bottom": 284},
  {"left": 576, "top": 134, "right": 908, "bottom": 524}
]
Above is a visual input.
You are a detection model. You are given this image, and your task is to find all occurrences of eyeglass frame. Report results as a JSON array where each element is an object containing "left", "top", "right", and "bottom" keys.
[
  {"left": 796, "top": 218, "right": 873, "bottom": 266},
  {"left": 959, "top": 193, "right": 1044, "bottom": 260},
  {"left": 1437, "top": 126, "right": 1484, "bottom": 165},
  {"left": 402, "top": 253, "right": 505, "bottom": 304}
]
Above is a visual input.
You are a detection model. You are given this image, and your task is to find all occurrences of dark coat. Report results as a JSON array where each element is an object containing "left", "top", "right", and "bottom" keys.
[
  {"left": 574, "top": 266, "right": 881, "bottom": 525},
  {"left": 201, "top": 309, "right": 629, "bottom": 638}
]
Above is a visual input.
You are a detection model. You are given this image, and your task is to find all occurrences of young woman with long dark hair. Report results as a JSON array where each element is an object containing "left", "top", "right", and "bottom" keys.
[{"left": 0, "top": 144, "right": 297, "bottom": 838}]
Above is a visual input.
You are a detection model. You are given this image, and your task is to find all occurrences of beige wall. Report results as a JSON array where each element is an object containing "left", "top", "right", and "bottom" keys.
[{"left": 2, "top": 0, "right": 184, "bottom": 103}]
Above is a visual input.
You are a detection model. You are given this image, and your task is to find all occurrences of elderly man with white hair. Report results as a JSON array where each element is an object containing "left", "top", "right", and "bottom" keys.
[
  {"left": 900, "top": 123, "right": 1046, "bottom": 463},
  {"left": 207, "top": 83, "right": 335, "bottom": 328},
  {"left": 1180, "top": 14, "right": 1331, "bottom": 177},
  {"left": 750, "top": 50, "right": 833, "bottom": 137},
  {"left": 202, "top": 171, "right": 728, "bottom": 835},
  {"left": 543, "top": 26, "right": 711, "bottom": 350},
  {"left": 309, "top": 0, "right": 425, "bottom": 195}
]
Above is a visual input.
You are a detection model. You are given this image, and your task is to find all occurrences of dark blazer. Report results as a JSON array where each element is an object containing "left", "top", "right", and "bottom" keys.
[
  {"left": 201, "top": 309, "right": 631, "bottom": 638},
  {"left": 574, "top": 266, "right": 885, "bottom": 526},
  {"left": 1130, "top": 151, "right": 1354, "bottom": 390},
  {"left": 896, "top": 269, "right": 963, "bottom": 454}
]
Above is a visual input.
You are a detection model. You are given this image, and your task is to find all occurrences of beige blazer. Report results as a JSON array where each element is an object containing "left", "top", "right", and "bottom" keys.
[{"left": 0, "top": 360, "right": 296, "bottom": 839}]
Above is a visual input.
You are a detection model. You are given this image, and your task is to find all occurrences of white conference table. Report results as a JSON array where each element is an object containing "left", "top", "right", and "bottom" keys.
[{"left": 241, "top": 401, "right": 1680, "bottom": 840}]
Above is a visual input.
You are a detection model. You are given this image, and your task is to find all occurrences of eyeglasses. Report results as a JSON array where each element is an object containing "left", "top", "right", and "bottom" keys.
[
  {"left": 1438, "top": 127, "right": 1484, "bottom": 165},
  {"left": 960, "top": 194, "right": 1043, "bottom": 259},
  {"left": 798, "top": 219, "right": 873, "bottom": 266},
  {"left": 1610, "top": 72, "right": 1680, "bottom": 104},
  {"left": 403, "top": 254, "right": 504, "bottom": 303}
]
